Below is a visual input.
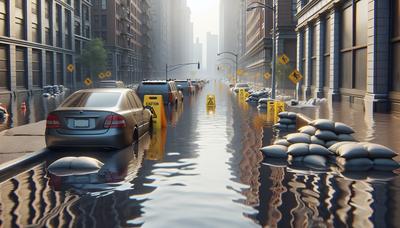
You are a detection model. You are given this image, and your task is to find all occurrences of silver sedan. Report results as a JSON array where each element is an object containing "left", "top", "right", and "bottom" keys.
[{"left": 45, "top": 88, "right": 153, "bottom": 150}]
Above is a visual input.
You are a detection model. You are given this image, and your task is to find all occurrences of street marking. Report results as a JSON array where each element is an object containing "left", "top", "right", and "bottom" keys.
[
  {"left": 144, "top": 95, "right": 167, "bottom": 129},
  {"left": 206, "top": 94, "right": 216, "bottom": 107},
  {"left": 67, "top": 64, "right": 74, "bottom": 73},
  {"left": 84, "top": 78, "right": 92, "bottom": 86},
  {"left": 289, "top": 70, "right": 303, "bottom": 84},
  {"left": 278, "top": 54, "right": 290, "bottom": 65}
]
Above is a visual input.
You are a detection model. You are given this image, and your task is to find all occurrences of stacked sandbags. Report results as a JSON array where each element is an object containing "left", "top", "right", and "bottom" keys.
[
  {"left": 298, "top": 119, "right": 357, "bottom": 148},
  {"left": 274, "top": 112, "right": 297, "bottom": 131},
  {"left": 257, "top": 98, "right": 270, "bottom": 110},
  {"left": 329, "top": 142, "right": 400, "bottom": 172}
]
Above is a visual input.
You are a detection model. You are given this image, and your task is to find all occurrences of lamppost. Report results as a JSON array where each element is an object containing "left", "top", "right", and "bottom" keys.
[
  {"left": 217, "top": 52, "right": 238, "bottom": 84},
  {"left": 247, "top": 1, "right": 277, "bottom": 99},
  {"left": 165, "top": 62, "right": 200, "bottom": 81}
]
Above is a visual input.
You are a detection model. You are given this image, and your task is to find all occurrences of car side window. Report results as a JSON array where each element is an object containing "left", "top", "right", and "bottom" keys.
[
  {"left": 127, "top": 93, "right": 139, "bottom": 109},
  {"left": 131, "top": 92, "right": 143, "bottom": 109}
]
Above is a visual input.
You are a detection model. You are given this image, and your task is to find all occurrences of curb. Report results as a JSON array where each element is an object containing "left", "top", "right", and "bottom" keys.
[{"left": 0, "top": 149, "right": 49, "bottom": 176}]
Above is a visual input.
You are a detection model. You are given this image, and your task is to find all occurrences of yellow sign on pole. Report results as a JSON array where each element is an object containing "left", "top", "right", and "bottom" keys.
[
  {"left": 206, "top": 94, "right": 216, "bottom": 107},
  {"left": 264, "top": 72, "right": 271, "bottom": 80},
  {"left": 105, "top": 71, "right": 112, "bottom": 78},
  {"left": 66, "top": 64, "right": 74, "bottom": 73},
  {"left": 144, "top": 95, "right": 167, "bottom": 129},
  {"left": 267, "top": 100, "right": 275, "bottom": 114},
  {"left": 274, "top": 101, "right": 285, "bottom": 120},
  {"left": 237, "top": 69, "right": 244, "bottom": 76},
  {"left": 289, "top": 70, "right": 303, "bottom": 84},
  {"left": 244, "top": 91, "right": 250, "bottom": 99},
  {"left": 278, "top": 54, "right": 290, "bottom": 65},
  {"left": 98, "top": 72, "right": 106, "bottom": 79},
  {"left": 84, "top": 78, "right": 92, "bottom": 86},
  {"left": 238, "top": 88, "right": 246, "bottom": 100}
]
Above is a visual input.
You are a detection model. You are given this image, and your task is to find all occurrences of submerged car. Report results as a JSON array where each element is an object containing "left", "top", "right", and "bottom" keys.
[
  {"left": 233, "top": 83, "right": 250, "bottom": 93},
  {"left": 97, "top": 80, "right": 125, "bottom": 88},
  {"left": 45, "top": 88, "right": 152, "bottom": 150},
  {"left": 136, "top": 80, "right": 183, "bottom": 105},
  {"left": 175, "top": 80, "right": 195, "bottom": 95}
]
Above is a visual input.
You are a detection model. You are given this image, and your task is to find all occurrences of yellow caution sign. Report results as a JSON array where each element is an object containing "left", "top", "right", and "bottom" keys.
[
  {"left": 278, "top": 54, "right": 290, "bottom": 65},
  {"left": 289, "top": 70, "right": 303, "bottom": 84},
  {"left": 146, "top": 129, "right": 167, "bottom": 161},
  {"left": 67, "top": 64, "right": 74, "bottom": 73},
  {"left": 144, "top": 95, "right": 167, "bottom": 129},
  {"left": 105, "top": 71, "right": 112, "bottom": 78},
  {"left": 244, "top": 91, "right": 250, "bottom": 99},
  {"left": 264, "top": 72, "right": 271, "bottom": 80},
  {"left": 267, "top": 100, "right": 275, "bottom": 114},
  {"left": 237, "top": 69, "right": 245, "bottom": 76},
  {"left": 206, "top": 94, "right": 216, "bottom": 107},
  {"left": 84, "top": 78, "right": 92, "bottom": 86},
  {"left": 274, "top": 101, "right": 285, "bottom": 122},
  {"left": 98, "top": 72, "right": 106, "bottom": 79},
  {"left": 238, "top": 88, "right": 246, "bottom": 100}
]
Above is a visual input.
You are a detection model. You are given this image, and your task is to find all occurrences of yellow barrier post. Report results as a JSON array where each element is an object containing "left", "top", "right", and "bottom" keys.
[
  {"left": 238, "top": 88, "right": 246, "bottom": 100},
  {"left": 206, "top": 94, "right": 216, "bottom": 107},
  {"left": 144, "top": 95, "right": 167, "bottom": 129},
  {"left": 274, "top": 101, "right": 286, "bottom": 123}
]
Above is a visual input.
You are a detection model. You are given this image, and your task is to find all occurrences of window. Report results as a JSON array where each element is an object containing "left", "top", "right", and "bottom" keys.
[
  {"left": 311, "top": 24, "right": 317, "bottom": 87},
  {"left": 392, "top": 0, "right": 400, "bottom": 91},
  {"left": 0, "top": 0, "right": 6, "bottom": 36},
  {"left": 16, "top": 47, "right": 26, "bottom": 88},
  {"left": 56, "top": 53, "right": 63, "bottom": 85},
  {"left": 32, "top": 49, "right": 42, "bottom": 87},
  {"left": 56, "top": 5, "right": 62, "bottom": 47},
  {"left": 0, "top": 45, "right": 8, "bottom": 89},
  {"left": 45, "top": 28, "right": 51, "bottom": 45},
  {"left": 324, "top": 17, "right": 331, "bottom": 88},
  {"left": 74, "top": 0, "right": 80, "bottom": 16},
  {"left": 15, "top": 0, "right": 23, "bottom": 9},
  {"left": 14, "top": 18, "right": 25, "bottom": 40},
  {"left": 101, "top": 0, "right": 106, "bottom": 10},
  {"left": 101, "top": 15, "right": 107, "bottom": 26},
  {"left": 65, "top": 9, "right": 72, "bottom": 49},
  {"left": 32, "top": 23, "right": 39, "bottom": 43},
  {"left": 75, "top": 40, "right": 81, "bottom": 53},
  {"left": 46, "top": 52, "right": 53, "bottom": 85},
  {"left": 62, "top": 92, "right": 122, "bottom": 108}
]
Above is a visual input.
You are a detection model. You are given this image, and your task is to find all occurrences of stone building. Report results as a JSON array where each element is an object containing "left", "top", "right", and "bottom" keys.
[{"left": 296, "top": 0, "right": 400, "bottom": 112}]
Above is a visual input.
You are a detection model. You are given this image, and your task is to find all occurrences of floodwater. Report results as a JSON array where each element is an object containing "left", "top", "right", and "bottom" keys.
[
  {"left": 0, "top": 92, "right": 67, "bottom": 132},
  {"left": 0, "top": 83, "right": 399, "bottom": 227}
]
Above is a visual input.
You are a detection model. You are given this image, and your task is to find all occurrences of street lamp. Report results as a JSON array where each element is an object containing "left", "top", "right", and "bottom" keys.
[
  {"left": 217, "top": 51, "right": 238, "bottom": 84},
  {"left": 247, "top": 1, "right": 277, "bottom": 99},
  {"left": 165, "top": 62, "right": 200, "bottom": 81}
]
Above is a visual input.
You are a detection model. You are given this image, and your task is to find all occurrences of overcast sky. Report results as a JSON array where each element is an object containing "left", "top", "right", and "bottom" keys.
[{"left": 187, "top": 0, "right": 220, "bottom": 45}]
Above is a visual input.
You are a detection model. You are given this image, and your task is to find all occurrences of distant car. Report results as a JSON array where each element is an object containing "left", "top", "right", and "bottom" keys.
[
  {"left": 175, "top": 80, "right": 195, "bottom": 95},
  {"left": 191, "top": 80, "right": 201, "bottom": 91},
  {"left": 136, "top": 80, "right": 182, "bottom": 105},
  {"left": 45, "top": 88, "right": 152, "bottom": 150},
  {"left": 97, "top": 80, "right": 125, "bottom": 88},
  {"left": 233, "top": 83, "right": 250, "bottom": 93}
]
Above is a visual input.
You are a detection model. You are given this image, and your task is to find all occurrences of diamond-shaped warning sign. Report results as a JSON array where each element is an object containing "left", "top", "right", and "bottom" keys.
[
  {"left": 84, "top": 78, "right": 93, "bottom": 86},
  {"left": 278, "top": 54, "right": 290, "bottom": 65},
  {"left": 288, "top": 70, "right": 303, "bottom": 84}
]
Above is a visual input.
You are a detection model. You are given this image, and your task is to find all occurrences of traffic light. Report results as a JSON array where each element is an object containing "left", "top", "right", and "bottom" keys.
[{"left": 197, "top": 62, "right": 200, "bottom": 69}]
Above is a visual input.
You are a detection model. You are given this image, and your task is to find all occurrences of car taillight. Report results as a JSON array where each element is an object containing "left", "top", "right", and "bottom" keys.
[
  {"left": 104, "top": 115, "right": 126, "bottom": 128},
  {"left": 169, "top": 92, "right": 173, "bottom": 102},
  {"left": 46, "top": 114, "right": 61, "bottom": 129}
]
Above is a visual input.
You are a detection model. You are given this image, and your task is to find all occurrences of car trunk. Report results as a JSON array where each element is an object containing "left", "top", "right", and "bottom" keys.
[{"left": 53, "top": 110, "right": 113, "bottom": 135}]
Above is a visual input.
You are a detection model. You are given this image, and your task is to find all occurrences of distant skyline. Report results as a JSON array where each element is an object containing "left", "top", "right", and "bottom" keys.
[{"left": 187, "top": 0, "right": 219, "bottom": 44}]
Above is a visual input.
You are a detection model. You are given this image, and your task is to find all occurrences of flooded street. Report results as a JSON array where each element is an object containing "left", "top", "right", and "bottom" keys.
[{"left": 0, "top": 83, "right": 399, "bottom": 227}]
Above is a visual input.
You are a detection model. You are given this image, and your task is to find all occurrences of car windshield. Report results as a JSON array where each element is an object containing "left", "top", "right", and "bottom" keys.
[
  {"left": 61, "top": 92, "right": 121, "bottom": 108},
  {"left": 138, "top": 83, "right": 169, "bottom": 93},
  {"left": 176, "top": 81, "right": 189, "bottom": 87},
  {"left": 236, "top": 83, "right": 249, "bottom": 88}
]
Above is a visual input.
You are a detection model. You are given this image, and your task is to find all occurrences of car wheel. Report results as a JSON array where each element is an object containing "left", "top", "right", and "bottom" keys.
[{"left": 133, "top": 128, "right": 139, "bottom": 143}]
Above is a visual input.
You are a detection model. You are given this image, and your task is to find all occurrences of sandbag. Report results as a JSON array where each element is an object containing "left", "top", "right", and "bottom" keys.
[
  {"left": 287, "top": 143, "right": 309, "bottom": 156},
  {"left": 262, "top": 159, "right": 289, "bottom": 167},
  {"left": 334, "top": 122, "right": 355, "bottom": 134},
  {"left": 337, "top": 134, "right": 355, "bottom": 142},
  {"left": 309, "top": 144, "right": 333, "bottom": 156},
  {"left": 273, "top": 139, "right": 291, "bottom": 147},
  {"left": 303, "top": 155, "right": 328, "bottom": 169},
  {"left": 274, "top": 123, "right": 288, "bottom": 130},
  {"left": 328, "top": 141, "right": 357, "bottom": 153},
  {"left": 363, "top": 143, "right": 397, "bottom": 158},
  {"left": 373, "top": 158, "right": 400, "bottom": 171},
  {"left": 310, "top": 136, "right": 325, "bottom": 146},
  {"left": 285, "top": 133, "right": 311, "bottom": 144},
  {"left": 258, "top": 98, "right": 269, "bottom": 104},
  {"left": 299, "top": 125, "right": 317, "bottom": 136},
  {"left": 287, "top": 112, "right": 297, "bottom": 119},
  {"left": 258, "top": 104, "right": 267, "bottom": 109},
  {"left": 279, "top": 118, "right": 295, "bottom": 125},
  {"left": 315, "top": 130, "right": 338, "bottom": 141},
  {"left": 278, "top": 112, "right": 290, "bottom": 118},
  {"left": 336, "top": 157, "right": 373, "bottom": 171},
  {"left": 337, "top": 143, "right": 369, "bottom": 159},
  {"left": 325, "top": 141, "right": 339, "bottom": 148},
  {"left": 311, "top": 119, "right": 335, "bottom": 131},
  {"left": 260, "top": 145, "right": 288, "bottom": 158},
  {"left": 48, "top": 156, "right": 104, "bottom": 176},
  {"left": 287, "top": 124, "right": 297, "bottom": 130}
]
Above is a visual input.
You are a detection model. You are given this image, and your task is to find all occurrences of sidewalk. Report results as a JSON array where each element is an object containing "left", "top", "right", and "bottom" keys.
[
  {"left": 0, "top": 121, "right": 46, "bottom": 165},
  {"left": 289, "top": 101, "right": 400, "bottom": 157}
]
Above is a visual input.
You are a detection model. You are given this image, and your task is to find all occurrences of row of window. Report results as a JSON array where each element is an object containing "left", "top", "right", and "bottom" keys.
[{"left": 0, "top": 45, "right": 72, "bottom": 90}]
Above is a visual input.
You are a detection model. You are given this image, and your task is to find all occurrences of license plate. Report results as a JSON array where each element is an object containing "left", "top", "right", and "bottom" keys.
[{"left": 74, "top": 119, "right": 89, "bottom": 128}]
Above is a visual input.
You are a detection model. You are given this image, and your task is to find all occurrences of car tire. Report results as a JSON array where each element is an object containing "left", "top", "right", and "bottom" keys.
[{"left": 133, "top": 128, "right": 139, "bottom": 143}]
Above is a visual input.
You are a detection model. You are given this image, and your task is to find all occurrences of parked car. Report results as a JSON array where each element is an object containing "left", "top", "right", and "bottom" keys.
[
  {"left": 233, "top": 83, "right": 251, "bottom": 93},
  {"left": 45, "top": 88, "right": 152, "bottom": 150},
  {"left": 136, "top": 80, "right": 183, "bottom": 105},
  {"left": 97, "top": 80, "right": 125, "bottom": 88},
  {"left": 191, "top": 80, "right": 201, "bottom": 91},
  {"left": 175, "top": 80, "right": 195, "bottom": 95}
]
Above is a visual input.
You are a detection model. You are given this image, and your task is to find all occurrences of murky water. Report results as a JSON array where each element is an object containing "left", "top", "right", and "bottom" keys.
[{"left": 0, "top": 83, "right": 399, "bottom": 227}]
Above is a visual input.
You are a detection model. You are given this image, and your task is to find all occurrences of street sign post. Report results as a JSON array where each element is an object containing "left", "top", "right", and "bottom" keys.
[
  {"left": 84, "top": 78, "right": 92, "bottom": 86},
  {"left": 105, "top": 71, "right": 112, "bottom": 78},
  {"left": 289, "top": 70, "right": 303, "bottom": 84},
  {"left": 67, "top": 64, "right": 74, "bottom": 73},
  {"left": 98, "top": 72, "right": 106, "bottom": 79},
  {"left": 264, "top": 72, "right": 271, "bottom": 80}
]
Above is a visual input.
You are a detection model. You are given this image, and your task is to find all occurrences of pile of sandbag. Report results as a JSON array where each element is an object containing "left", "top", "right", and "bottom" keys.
[
  {"left": 257, "top": 98, "right": 271, "bottom": 110},
  {"left": 274, "top": 112, "right": 297, "bottom": 131},
  {"left": 328, "top": 141, "right": 400, "bottom": 172},
  {"left": 298, "top": 119, "right": 357, "bottom": 148},
  {"left": 246, "top": 90, "right": 270, "bottom": 103}
]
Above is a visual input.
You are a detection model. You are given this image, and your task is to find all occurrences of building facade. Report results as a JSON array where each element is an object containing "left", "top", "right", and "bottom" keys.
[
  {"left": 219, "top": 0, "right": 241, "bottom": 54},
  {"left": 206, "top": 32, "right": 218, "bottom": 77},
  {"left": 193, "top": 37, "right": 203, "bottom": 74},
  {"left": 92, "top": 0, "right": 151, "bottom": 84},
  {"left": 239, "top": 0, "right": 297, "bottom": 87},
  {"left": 0, "top": 0, "right": 91, "bottom": 95},
  {"left": 296, "top": 0, "right": 400, "bottom": 112}
]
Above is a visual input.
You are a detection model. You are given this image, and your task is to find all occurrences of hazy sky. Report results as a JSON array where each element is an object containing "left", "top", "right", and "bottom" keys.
[{"left": 187, "top": 0, "right": 220, "bottom": 45}]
